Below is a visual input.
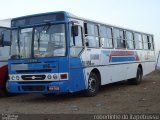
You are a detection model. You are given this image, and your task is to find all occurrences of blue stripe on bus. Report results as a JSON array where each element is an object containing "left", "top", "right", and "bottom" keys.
[{"left": 111, "top": 56, "right": 136, "bottom": 62}]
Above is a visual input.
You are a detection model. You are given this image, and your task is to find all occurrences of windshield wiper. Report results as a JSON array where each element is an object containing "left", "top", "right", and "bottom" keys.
[
  {"left": 17, "top": 28, "right": 21, "bottom": 55},
  {"left": 11, "top": 54, "right": 21, "bottom": 59},
  {"left": 36, "top": 24, "right": 51, "bottom": 51}
]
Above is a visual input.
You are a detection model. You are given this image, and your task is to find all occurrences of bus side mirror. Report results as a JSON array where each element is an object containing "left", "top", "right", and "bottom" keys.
[
  {"left": 72, "top": 25, "right": 79, "bottom": 36},
  {"left": 0, "top": 34, "right": 4, "bottom": 47}
]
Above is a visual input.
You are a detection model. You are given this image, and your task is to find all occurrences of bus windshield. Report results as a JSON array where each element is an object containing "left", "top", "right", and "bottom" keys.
[{"left": 11, "top": 24, "right": 66, "bottom": 59}]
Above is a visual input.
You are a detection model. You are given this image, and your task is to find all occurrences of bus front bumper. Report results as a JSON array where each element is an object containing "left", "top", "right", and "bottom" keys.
[{"left": 7, "top": 81, "right": 70, "bottom": 93}]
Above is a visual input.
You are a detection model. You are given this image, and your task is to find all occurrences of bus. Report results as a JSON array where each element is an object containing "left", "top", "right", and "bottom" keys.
[
  {"left": 0, "top": 26, "right": 11, "bottom": 96},
  {"left": 3, "top": 11, "right": 155, "bottom": 97}
]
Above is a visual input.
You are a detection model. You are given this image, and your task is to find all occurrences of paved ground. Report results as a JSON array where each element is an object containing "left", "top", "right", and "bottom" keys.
[{"left": 0, "top": 71, "right": 160, "bottom": 114}]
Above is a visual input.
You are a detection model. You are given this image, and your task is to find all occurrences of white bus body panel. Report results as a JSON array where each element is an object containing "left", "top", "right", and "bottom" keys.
[
  {"left": 70, "top": 18, "right": 155, "bottom": 87},
  {"left": 81, "top": 48, "right": 155, "bottom": 86}
]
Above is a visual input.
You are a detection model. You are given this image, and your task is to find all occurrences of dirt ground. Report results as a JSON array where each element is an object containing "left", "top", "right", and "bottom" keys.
[{"left": 0, "top": 70, "right": 160, "bottom": 114}]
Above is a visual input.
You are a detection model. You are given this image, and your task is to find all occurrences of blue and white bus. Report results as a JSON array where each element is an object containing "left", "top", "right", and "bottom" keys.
[{"left": 2, "top": 11, "right": 155, "bottom": 97}]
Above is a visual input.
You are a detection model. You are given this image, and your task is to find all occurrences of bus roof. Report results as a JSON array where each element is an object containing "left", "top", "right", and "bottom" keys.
[
  {"left": 11, "top": 11, "right": 69, "bottom": 21},
  {"left": 68, "top": 13, "right": 154, "bottom": 36},
  {"left": 11, "top": 11, "right": 153, "bottom": 36}
]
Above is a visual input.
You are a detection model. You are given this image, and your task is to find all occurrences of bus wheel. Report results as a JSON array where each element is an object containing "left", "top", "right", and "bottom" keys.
[
  {"left": 128, "top": 67, "right": 142, "bottom": 85},
  {"left": 84, "top": 72, "right": 100, "bottom": 97}
]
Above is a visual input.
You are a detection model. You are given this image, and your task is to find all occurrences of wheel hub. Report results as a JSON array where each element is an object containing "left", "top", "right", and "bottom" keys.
[{"left": 88, "top": 77, "right": 96, "bottom": 92}]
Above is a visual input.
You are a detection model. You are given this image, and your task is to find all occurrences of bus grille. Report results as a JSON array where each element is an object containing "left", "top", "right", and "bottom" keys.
[
  {"left": 22, "top": 86, "right": 45, "bottom": 91},
  {"left": 16, "top": 69, "right": 51, "bottom": 73},
  {"left": 21, "top": 75, "right": 46, "bottom": 80}
]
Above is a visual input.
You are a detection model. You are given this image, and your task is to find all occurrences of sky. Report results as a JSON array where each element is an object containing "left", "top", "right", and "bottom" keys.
[{"left": 0, "top": 0, "right": 160, "bottom": 52}]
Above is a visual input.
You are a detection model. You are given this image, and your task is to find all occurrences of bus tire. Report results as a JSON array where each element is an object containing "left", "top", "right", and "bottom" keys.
[
  {"left": 128, "top": 67, "right": 142, "bottom": 85},
  {"left": 84, "top": 72, "right": 100, "bottom": 97}
]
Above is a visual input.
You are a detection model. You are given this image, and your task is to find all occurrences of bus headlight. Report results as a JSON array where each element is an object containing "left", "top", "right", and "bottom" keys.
[
  {"left": 53, "top": 74, "right": 58, "bottom": 80},
  {"left": 11, "top": 76, "right": 15, "bottom": 80},
  {"left": 16, "top": 76, "right": 20, "bottom": 80},
  {"left": 47, "top": 74, "right": 52, "bottom": 79}
]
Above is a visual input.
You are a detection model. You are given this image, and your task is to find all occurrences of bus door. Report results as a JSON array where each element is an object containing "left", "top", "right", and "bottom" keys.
[{"left": 69, "top": 23, "right": 85, "bottom": 91}]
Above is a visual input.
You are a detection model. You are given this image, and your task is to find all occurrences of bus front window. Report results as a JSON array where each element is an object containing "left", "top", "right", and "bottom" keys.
[
  {"left": 11, "top": 28, "right": 33, "bottom": 59},
  {"left": 11, "top": 30, "right": 20, "bottom": 59},
  {"left": 11, "top": 24, "right": 66, "bottom": 59},
  {"left": 34, "top": 24, "right": 66, "bottom": 58}
]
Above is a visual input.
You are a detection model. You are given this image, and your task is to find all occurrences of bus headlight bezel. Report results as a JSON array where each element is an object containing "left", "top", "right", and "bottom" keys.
[
  {"left": 16, "top": 76, "right": 20, "bottom": 80},
  {"left": 11, "top": 75, "right": 15, "bottom": 80},
  {"left": 47, "top": 74, "right": 52, "bottom": 79}
]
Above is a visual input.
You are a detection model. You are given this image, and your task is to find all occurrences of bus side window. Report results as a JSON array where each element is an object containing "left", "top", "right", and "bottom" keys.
[
  {"left": 99, "top": 25, "right": 113, "bottom": 48},
  {"left": 70, "top": 24, "right": 84, "bottom": 57},
  {"left": 113, "top": 28, "right": 125, "bottom": 49},
  {"left": 0, "top": 29, "right": 11, "bottom": 47},
  {"left": 0, "top": 28, "right": 5, "bottom": 47},
  {"left": 84, "top": 23, "right": 99, "bottom": 48},
  {"left": 126, "top": 31, "right": 134, "bottom": 49},
  {"left": 71, "top": 25, "right": 83, "bottom": 47},
  {"left": 134, "top": 33, "right": 143, "bottom": 50},
  {"left": 143, "top": 35, "right": 149, "bottom": 50},
  {"left": 148, "top": 36, "right": 154, "bottom": 50}
]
